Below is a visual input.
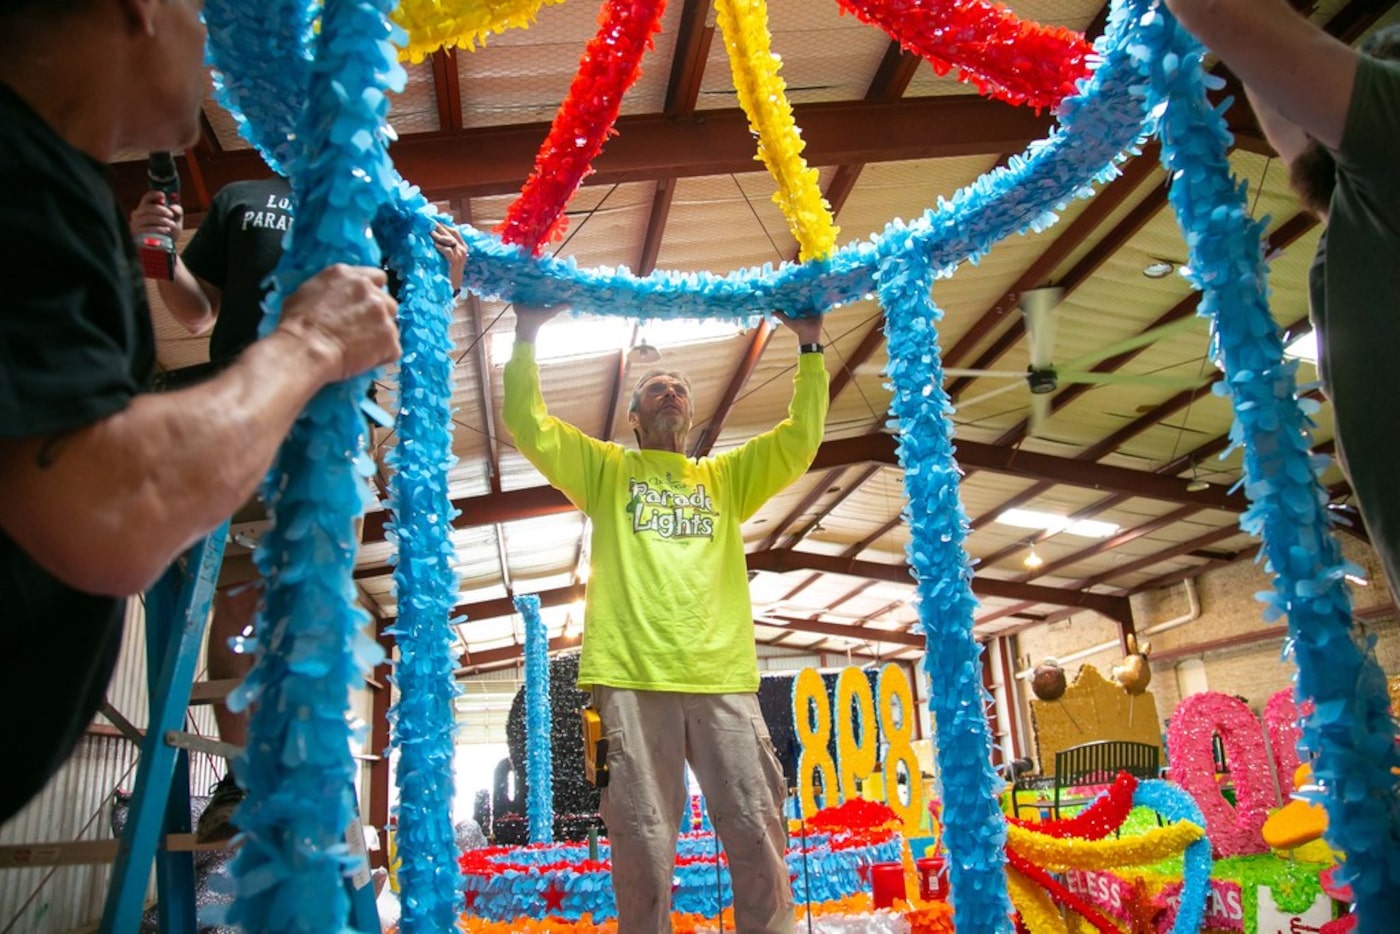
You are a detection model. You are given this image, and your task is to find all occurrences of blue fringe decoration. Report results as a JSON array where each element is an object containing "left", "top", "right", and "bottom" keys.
[
  {"left": 204, "top": 0, "right": 314, "bottom": 178},
  {"left": 517, "top": 594, "right": 556, "bottom": 845},
  {"left": 1140, "top": 8, "right": 1400, "bottom": 928},
  {"left": 216, "top": 1, "right": 404, "bottom": 930},
  {"left": 875, "top": 243, "right": 1010, "bottom": 932},
  {"left": 1134, "top": 780, "right": 1212, "bottom": 933},
  {"left": 376, "top": 191, "right": 466, "bottom": 931},
  {"left": 199, "top": 0, "right": 1400, "bottom": 927},
  {"left": 453, "top": 0, "right": 1160, "bottom": 321}
]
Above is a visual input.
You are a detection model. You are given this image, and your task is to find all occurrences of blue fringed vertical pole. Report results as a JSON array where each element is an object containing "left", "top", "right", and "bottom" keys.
[
  {"left": 517, "top": 594, "right": 555, "bottom": 844},
  {"left": 875, "top": 243, "right": 1012, "bottom": 934},
  {"left": 221, "top": 1, "right": 408, "bottom": 930},
  {"left": 376, "top": 195, "right": 465, "bottom": 932},
  {"left": 1142, "top": 8, "right": 1400, "bottom": 929},
  {"left": 203, "top": 0, "right": 314, "bottom": 177}
]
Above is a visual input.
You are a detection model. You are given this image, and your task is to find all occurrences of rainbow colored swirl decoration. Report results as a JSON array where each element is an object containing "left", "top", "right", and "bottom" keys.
[{"left": 201, "top": 0, "right": 1400, "bottom": 931}]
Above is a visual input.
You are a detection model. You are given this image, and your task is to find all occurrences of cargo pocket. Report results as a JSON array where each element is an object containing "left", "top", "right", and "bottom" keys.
[
  {"left": 598, "top": 728, "right": 634, "bottom": 832},
  {"left": 753, "top": 716, "right": 788, "bottom": 809}
]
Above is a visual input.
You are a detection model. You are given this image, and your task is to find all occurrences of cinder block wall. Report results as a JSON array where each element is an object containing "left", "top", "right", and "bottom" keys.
[{"left": 1010, "top": 536, "right": 1397, "bottom": 767}]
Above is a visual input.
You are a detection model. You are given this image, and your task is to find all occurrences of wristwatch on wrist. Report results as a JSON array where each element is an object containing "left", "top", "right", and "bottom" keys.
[{"left": 799, "top": 342, "right": 824, "bottom": 355}]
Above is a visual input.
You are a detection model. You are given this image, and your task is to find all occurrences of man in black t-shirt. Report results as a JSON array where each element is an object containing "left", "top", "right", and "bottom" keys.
[
  {"left": 133, "top": 177, "right": 467, "bottom": 371},
  {"left": 0, "top": 1, "right": 402, "bottom": 826},
  {"left": 130, "top": 176, "right": 466, "bottom": 840}
]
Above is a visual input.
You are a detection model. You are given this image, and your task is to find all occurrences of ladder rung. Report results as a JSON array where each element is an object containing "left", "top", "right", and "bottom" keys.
[
  {"left": 164, "top": 833, "right": 241, "bottom": 853},
  {"left": 188, "top": 678, "right": 241, "bottom": 705},
  {"left": 0, "top": 832, "right": 237, "bottom": 868},
  {"left": 0, "top": 840, "right": 118, "bottom": 868},
  {"left": 98, "top": 701, "right": 145, "bottom": 745},
  {"left": 164, "top": 731, "right": 242, "bottom": 760}
]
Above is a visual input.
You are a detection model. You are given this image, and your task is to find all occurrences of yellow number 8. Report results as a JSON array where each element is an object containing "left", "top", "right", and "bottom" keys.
[
  {"left": 836, "top": 667, "right": 877, "bottom": 801},
  {"left": 794, "top": 667, "right": 838, "bottom": 818},
  {"left": 879, "top": 664, "right": 922, "bottom": 829}
]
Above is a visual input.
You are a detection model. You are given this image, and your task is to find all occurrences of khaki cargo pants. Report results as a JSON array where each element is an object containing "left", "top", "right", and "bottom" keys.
[{"left": 592, "top": 687, "right": 793, "bottom": 934}]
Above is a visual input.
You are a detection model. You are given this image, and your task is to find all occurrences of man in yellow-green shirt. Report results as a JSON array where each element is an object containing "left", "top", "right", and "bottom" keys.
[{"left": 504, "top": 305, "right": 828, "bottom": 933}]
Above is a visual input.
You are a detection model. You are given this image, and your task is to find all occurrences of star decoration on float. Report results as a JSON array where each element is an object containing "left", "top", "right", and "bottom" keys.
[
  {"left": 1124, "top": 875, "right": 1164, "bottom": 934},
  {"left": 541, "top": 879, "right": 568, "bottom": 915}
]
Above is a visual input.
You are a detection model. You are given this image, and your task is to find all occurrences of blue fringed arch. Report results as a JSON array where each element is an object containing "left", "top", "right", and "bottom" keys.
[{"left": 203, "top": 0, "right": 1399, "bottom": 930}]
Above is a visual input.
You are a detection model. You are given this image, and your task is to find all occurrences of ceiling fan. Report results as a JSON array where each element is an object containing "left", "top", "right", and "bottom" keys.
[{"left": 944, "top": 287, "right": 1205, "bottom": 436}]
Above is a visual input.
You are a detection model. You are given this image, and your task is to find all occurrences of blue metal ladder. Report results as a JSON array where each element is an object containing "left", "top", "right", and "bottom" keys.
[{"left": 99, "top": 526, "right": 380, "bottom": 933}]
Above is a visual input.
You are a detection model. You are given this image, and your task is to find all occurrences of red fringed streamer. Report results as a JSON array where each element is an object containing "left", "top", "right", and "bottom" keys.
[
  {"left": 1008, "top": 772, "right": 1138, "bottom": 840},
  {"left": 1007, "top": 851, "right": 1121, "bottom": 934},
  {"left": 805, "top": 797, "right": 903, "bottom": 832},
  {"left": 836, "top": 0, "right": 1094, "bottom": 112},
  {"left": 496, "top": 0, "right": 668, "bottom": 252}
]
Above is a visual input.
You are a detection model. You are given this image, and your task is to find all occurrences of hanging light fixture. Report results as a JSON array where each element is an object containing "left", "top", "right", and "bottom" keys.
[
  {"left": 629, "top": 335, "right": 661, "bottom": 363},
  {"left": 1023, "top": 546, "right": 1044, "bottom": 569},
  {"left": 1185, "top": 460, "right": 1210, "bottom": 493},
  {"left": 1142, "top": 258, "right": 1176, "bottom": 279}
]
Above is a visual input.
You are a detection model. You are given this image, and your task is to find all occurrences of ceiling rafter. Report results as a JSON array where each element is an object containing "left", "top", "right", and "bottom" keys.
[
  {"left": 746, "top": 549, "right": 1134, "bottom": 623},
  {"left": 757, "top": 465, "right": 848, "bottom": 552},
  {"left": 810, "top": 41, "right": 923, "bottom": 228},
  {"left": 757, "top": 615, "right": 926, "bottom": 647},
  {"left": 991, "top": 211, "right": 1318, "bottom": 444},
  {"left": 810, "top": 434, "right": 1248, "bottom": 511},
  {"left": 975, "top": 429, "right": 1238, "bottom": 568},
  {"left": 689, "top": 321, "right": 775, "bottom": 457},
  {"left": 778, "top": 464, "right": 883, "bottom": 552},
  {"left": 974, "top": 473, "right": 1354, "bottom": 628},
  {"left": 971, "top": 523, "right": 1248, "bottom": 629},
  {"left": 939, "top": 144, "right": 1162, "bottom": 374},
  {"left": 110, "top": 96, "right": 1061, "bottom": 210},
  {"left": 356, "top": 426, "right": 1266, "bottom": 549},
  {"left": 842, "top": 511, "right": 903, "bottom": 559},
  {"left": 429, "top": 48, "right": 463, "bottom": 132},
  {"left": 947, "top": 158, "right": 1169, "bottom": 397}
]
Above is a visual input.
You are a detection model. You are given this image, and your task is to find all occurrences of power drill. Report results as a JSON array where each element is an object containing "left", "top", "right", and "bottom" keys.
[{"left": 137, "top": 152, "right": 180, "bottom": 280}]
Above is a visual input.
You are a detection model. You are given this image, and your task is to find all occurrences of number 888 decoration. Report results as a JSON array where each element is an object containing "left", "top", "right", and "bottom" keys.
[{"left": 792, "top": 664, "right": 925, "bottom": 826}]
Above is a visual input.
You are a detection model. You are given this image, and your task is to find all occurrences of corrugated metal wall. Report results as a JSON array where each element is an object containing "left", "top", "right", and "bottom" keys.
[
  {"left": 1, "top": 597, "right": 222, "bottom": 933},
  {"left": 0, "top": 736, "right": 141, "bottom": 933}
]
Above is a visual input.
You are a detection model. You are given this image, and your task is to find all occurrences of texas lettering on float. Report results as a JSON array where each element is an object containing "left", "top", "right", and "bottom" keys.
[{"left": 625, "top": 477, "right": 716, "bottom": 540}]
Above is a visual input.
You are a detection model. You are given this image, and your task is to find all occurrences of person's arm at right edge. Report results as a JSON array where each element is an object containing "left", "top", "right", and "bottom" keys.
[
  {"left": 129, "top": 190, "right": 221, "bottom": 335},
  {"left": 1162, "top": 0, "right": 1358, "bottom": 150},
  {"left": 0, "top": 264, "right": 399, "bottom": 596}
]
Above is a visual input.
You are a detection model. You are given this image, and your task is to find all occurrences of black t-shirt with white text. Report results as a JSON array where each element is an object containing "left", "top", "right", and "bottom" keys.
[{"left": 182, "top": 176, "right": 293, "bottom": 363}]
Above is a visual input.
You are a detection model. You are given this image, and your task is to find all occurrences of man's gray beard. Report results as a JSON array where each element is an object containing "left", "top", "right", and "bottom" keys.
[{"left": 653, "top": 412, "right": 689, "bottom": 436}]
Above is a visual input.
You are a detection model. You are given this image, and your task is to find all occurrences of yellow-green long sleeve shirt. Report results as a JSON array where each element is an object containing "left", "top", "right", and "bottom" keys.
[{"left": 503, "top": 344, "right": 829, "bottom": 693}]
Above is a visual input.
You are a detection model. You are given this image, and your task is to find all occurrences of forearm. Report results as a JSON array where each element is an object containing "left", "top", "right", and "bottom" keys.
[
  {"left": 154, "top": 261, "right": 217, "bottom": 335},
  {"left": 1244, "top": 85, "right": 1313, "bottom": 163},
  {"left": 1164, "top": 0, "right": 1355, "bottom": 148},
  {"left": 0, "top": 329, "right": 339, "bottom": 595}
]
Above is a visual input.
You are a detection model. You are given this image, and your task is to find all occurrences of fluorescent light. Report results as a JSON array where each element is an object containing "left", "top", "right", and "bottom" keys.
[
  {"left": 645, "top": 317, "right": 749, "bottom": 348},
  {"left": 489, "top": 316, "right": 746, "bottom": 362},
  {"left": 1284, "top": 331, "right": 1318, "bottom": 363},
  {"left": 996, "top": 508, "right": 1119, "bottom": 539},
  {"left": 491, "top": 313, "right": 632, "bottom": 361}
]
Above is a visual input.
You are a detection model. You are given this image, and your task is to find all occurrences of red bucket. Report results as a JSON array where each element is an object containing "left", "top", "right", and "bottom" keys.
[
  {"left": 916, "top": 856, "right": 948, "bottom": 901},
  {"left": 869, "top": 861, "right": 906, "bottom": 908}
]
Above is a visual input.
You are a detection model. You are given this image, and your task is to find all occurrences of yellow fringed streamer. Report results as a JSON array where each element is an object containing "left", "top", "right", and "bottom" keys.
[
  {"left": 1007, "top": 866, "right": 1069, "bottom": 934},
  {"left": 712, "top": 0, "right": 838, "bottom": 262},
  {"left": 1006, "top": 820, "right": 1205, "bottom": 873},
  {"left": 393, "top": 0, "right": 568, "bottom": 64}
]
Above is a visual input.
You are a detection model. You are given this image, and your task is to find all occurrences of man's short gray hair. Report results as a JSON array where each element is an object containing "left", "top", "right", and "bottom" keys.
[{"left": 628, "top": 370, "right": 693, "bottom": 414}]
